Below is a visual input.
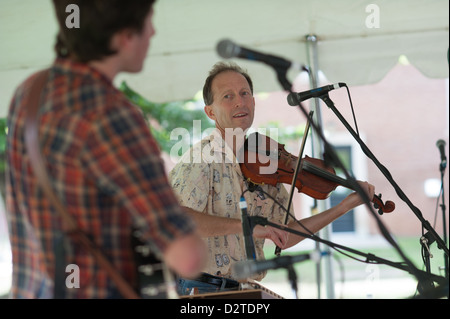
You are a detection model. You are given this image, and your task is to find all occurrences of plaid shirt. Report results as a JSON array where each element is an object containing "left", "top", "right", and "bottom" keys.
[{"left": 6, "top": 58, "right": 195, "bottom": 298}]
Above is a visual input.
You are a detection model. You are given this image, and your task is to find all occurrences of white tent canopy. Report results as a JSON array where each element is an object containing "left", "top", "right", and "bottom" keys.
[{"left": 0, "top": 0, "right": 448, "bottom": 117}]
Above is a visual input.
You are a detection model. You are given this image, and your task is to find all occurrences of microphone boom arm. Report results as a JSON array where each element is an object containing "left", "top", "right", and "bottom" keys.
[
  {"left": 319, "top": 94, "right": 449, "bottom": 259},
  {"left": 279, "top": 73, "right": 446, "bottom": 295},
  {"left": 250, "top": 216, "right": 447, "bottom": 292},
  {"left": 219, "top": 39, "right": 448, "bottom": 294}
]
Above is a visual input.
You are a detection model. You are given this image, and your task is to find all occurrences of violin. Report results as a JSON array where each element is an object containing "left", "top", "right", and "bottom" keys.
[{"left": 239, "top": 133, "right": 395, "bottom": 215}]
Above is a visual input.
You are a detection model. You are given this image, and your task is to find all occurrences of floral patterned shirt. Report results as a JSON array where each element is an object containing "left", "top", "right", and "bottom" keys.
[{"left": 169, "top": 129, "right": 293, "bottom": 281}]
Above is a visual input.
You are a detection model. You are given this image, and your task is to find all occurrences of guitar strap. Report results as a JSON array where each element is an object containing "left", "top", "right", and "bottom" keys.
[{"left": 24, "top": 69, "right": 140, "bottom": 299}]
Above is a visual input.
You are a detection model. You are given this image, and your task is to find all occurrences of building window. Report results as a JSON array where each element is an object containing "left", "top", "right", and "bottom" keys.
[{"left": 329, "top": 145, "right": 355, "bottom": 233}]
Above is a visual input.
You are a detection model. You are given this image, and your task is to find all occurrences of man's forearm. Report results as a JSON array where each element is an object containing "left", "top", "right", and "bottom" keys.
[{"left": 183, "top": 206, "right": 243, "bottom": 237}]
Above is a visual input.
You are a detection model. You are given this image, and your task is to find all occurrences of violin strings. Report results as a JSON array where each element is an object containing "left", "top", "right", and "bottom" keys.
[{"left": 302, "top": 160, "right": 351, "bottom": 189}]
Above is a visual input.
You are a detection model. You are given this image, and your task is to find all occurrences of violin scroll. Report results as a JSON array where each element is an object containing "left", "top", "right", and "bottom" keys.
[{"left": 372, "top": 194, "right": 395, "bottom": 215}]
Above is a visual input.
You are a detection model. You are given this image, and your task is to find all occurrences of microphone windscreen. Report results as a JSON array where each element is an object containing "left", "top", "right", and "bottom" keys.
[
  {"left": 217, "top": 39, "right": 238, "bottom": 59},
  {"left": 436, "top": 139, "right": 446, "bottom": 148},
  {"left": 286, "top": 93, "right": 298, "bottom": 106},
  {"left": 232, "top": 261, "right": 254, "bottom": 280}
]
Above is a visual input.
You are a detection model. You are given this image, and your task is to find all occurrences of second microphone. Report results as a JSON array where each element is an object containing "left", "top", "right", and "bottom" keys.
[{"left": 287, "top": 83, "right": 346, "bottom": 105}]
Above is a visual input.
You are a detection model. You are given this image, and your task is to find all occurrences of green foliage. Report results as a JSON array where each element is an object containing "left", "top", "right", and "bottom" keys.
[
  {"left": 257, "top": 120, "right": 305, "bottom": 146},
  {"left": 119, "top": 81, "right": 214, "bottom": 154},
  {"left": 0, "top": 85, "right": 307, "bottom": 174}
]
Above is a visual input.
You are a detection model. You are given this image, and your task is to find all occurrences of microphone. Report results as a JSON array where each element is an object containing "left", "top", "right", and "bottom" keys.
[
  {"left": 233, "top": 251, "right": 328, "bottom": 279},
  {"left": 217, "top": 39, "right": 306, "bottom": 73},
  {"left": 240, "top": 196, "right": 256, "bottom": 260},
  {"left": 436, "top": 139, "right": 447, "bottom": 169},
  {"left": 287, "top": 83, "right": 346, "bottom": 105}
]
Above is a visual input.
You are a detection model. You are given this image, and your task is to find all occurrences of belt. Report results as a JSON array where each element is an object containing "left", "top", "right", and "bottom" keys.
[{"left": 195, "top": 273, "right": 240, "bottom": 289}]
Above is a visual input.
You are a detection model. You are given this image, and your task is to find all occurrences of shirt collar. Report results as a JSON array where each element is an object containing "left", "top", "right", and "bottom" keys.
[{"left": 53, "top": 58, "right": 113, "bottom": 87}]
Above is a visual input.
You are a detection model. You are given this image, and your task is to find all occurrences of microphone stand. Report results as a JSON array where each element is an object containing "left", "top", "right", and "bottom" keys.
[
  {"left": 438, "top": 153, "right": 448, "bottom": 295},
  {"left": 319, "top": 94, "right": 449, "bottom": 262},
  {"left": 226, "top": 51, "right": 443, "bottom": 296},
  {"left": 420, "top": 232, "right": 435, "bottom": 275},
  {"left": 240, "top": 196, "right": 257, "bottom": 260},
  {"left": 286, "top": 264, "right": 299, "bottom": 299},
  {"left": 270, "top": 65, "right": 441, "bottom": 297},
  {"left": 249, "top": 216, "right": 448, "bottom": 298}
]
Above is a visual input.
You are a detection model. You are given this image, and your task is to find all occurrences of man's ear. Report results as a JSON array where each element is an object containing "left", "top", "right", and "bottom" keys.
[
  {"left": 111, "top": 28, "right": 135, "bottom": 51},
  {"left": 204, "top": 105, "right": 216, "bottom": 121}
]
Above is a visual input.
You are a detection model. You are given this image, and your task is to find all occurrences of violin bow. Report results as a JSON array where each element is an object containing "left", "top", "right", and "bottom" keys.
[{"left": 274, "top": 111, "right": 314, "bottom": 257}]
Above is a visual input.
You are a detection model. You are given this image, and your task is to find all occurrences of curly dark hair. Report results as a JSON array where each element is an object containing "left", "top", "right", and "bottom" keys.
[{"left": 52, "top": 0, "right": 156, "bottom": 62}]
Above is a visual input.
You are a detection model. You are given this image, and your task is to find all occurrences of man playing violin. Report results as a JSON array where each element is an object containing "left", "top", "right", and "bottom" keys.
[{"left": 169, "top": 61, "right": 375, "bottom": 296}]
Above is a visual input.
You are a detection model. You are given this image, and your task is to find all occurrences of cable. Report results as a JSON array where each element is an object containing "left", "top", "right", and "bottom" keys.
[
  {"left": 239, "top": 180, "right": 449, "bottom": 298},
  {"left": 242, "top": 182, "right": 417, "bottom": 273},
  {"left": 241, "top": 183, "right": 316, "bottom": 238},
  {"left": 432, "top": 182, "right": 444, "bottom": 229},
  {"left": 344, "top": 85, "right": 360, "bottom": 137}
]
